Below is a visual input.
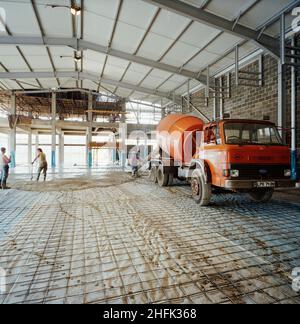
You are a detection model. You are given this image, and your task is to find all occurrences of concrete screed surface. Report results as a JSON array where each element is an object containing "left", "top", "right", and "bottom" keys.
[{"left": 0, "top": 169, "right": 300, "bottom": 304}]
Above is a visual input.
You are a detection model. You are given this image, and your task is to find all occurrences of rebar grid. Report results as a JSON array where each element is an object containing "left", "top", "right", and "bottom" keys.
[{"left": 0, "top": 179, "right": 299, "bottom": 304}]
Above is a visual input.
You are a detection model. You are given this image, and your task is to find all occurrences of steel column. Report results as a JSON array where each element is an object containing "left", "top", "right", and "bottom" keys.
[
  {"left": 87, "top": 92, "right": 93, "bottom": 168},
  {"left": 280, "top": 14, "right": 286, "bottom": 66},
  {"left": 59, "top": 130, "right": 64, "bottom": 168},
  {"left": 119, "top": 123, "right": 127, "bottom": 171},
  {"left": 205, "top": 67, "right": 210, "bottom": 98},
  {"left": 213, "top": 78, "right": 217, "bottom": 121},
  {"left": 291, "top": 36, "right": 298, "bottom": 181},
  {"left": 35, "top": 134, "right": 39, "bottom": 153},
  {"left": 9, "top": 93, "right": 16, "bottom": 168},
  {"left": 51, "top": 92, "right": 56, "bottom": 168},
  {"left": 220, "top": 77, "right": 224, "bottom": 120},
  {"left": 28, "top": 130, "right": 32, "bottom": 166},
  {"left": 187, "top": 79, "right": 191, "bottom": 112},
  {"left": 235, "top": 45, "right": 239, "bottom": 86},
  {"left": 278, "top": 14, "right": 287, "bottom": 143},
  {"left": 278, "top": 62, "right": 287, "bottom": 143}
]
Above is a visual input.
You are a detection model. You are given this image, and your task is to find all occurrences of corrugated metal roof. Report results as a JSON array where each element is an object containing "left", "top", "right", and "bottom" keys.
[{"left": 0, "top": 0, "right": 297, "bottom": 105}]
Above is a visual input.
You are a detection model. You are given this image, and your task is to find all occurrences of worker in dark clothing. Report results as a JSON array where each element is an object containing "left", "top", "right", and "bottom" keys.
[{"left": 32, "top": 148, "right": 48, "bottom": 182}]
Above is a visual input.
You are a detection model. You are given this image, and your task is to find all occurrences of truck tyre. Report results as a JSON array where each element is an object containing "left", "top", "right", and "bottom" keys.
[
  {"left": 168, "top": 173, "right": 174, "bottom": 186},
  {"left": 191, "top": 169, "right": 212, "bottom": 206},
  {"left": 148, "top": 166, "right": 158, "bottom": 183},
  {"left": 248, "top": 189, "right": 274, "bottom": 202},
  {"left": 157, "top": 164, "right": 169, "bottom": 187}
]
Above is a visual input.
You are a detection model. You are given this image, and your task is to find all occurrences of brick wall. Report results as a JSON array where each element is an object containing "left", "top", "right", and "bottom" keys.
[{"left": 190, "top": 54, "right": 300, "bottom": 152}]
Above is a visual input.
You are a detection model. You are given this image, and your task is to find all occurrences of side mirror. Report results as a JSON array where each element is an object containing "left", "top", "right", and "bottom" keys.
[
  {"left": 205, "top": 129, "right": 216, "bottom": 144},
  {"left": 204, "top": 131, "right": 210, "bottom": 144}
]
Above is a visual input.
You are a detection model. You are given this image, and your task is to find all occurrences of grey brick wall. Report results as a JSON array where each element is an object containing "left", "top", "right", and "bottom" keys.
[{"left": 190, "top": 54, "right": 300, "bottom": 151}]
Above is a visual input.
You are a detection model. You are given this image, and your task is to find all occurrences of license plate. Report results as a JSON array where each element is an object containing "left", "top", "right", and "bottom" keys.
[{"left": 255, "top": 181, "right": 275, "bottom": 188}]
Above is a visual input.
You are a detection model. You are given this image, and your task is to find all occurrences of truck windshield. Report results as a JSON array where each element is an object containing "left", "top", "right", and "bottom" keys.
[{"left": 224, "top": 123, "right": 283, "bottom": 145}]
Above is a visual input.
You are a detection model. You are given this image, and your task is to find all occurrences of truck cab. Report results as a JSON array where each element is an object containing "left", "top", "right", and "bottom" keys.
[{"left": 194, "top": 119, "right": 294, "bottom": 202}]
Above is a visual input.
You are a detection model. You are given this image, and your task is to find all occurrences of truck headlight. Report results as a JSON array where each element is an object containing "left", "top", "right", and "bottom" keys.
[
  {"left": 223, "top": 169, "right": 230, "bottom": 177},
  {"left": 284, "top": 169, "right": 291, "bottom": 177},
  {"left": 230, "top": 170, "right": 239, "bottom": 178}
]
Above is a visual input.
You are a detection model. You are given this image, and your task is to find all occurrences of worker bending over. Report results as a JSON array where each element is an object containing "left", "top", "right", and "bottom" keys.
[{"left": 32, "top": 148, "right": 48, "bottom": 182}]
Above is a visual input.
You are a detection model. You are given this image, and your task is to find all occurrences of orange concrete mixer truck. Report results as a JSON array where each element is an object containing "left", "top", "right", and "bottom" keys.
[{"left": 148, "top": 114, "right": 295, "bottom": 206}]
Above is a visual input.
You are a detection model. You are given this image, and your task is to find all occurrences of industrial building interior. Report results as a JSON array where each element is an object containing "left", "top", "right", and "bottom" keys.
[{"left": 0, "top": 0, "right": 299, "bottom": 305}]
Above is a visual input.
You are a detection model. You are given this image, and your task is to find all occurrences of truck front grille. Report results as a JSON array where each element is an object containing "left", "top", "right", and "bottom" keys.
[{"left": 230, "top": 164, "right": 289, "bottom": 180}]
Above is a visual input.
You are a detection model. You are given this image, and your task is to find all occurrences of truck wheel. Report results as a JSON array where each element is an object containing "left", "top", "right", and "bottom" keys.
[
  {"left": 191, "top": 169, "right": 212, "bottom": 206},
  {"left": 249, "top": 189, "right": 274, "bottom": 202},
  {"left": 168, "top": 173, "right": 174, "bottom": 186},
  {"left": 148, "top": 166, "right": 158, "bottom": 183},
  {"left": 157, "top": 165, "right": 169, "bottom": 187}
]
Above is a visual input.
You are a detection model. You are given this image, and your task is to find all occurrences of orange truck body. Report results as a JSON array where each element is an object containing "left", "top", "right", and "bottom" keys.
[
  {"left": 155, "top": 114, "right": 294, "bottom": 191},
  {"left": 156, "top": 114, "right": 204, "bottom": 163}
]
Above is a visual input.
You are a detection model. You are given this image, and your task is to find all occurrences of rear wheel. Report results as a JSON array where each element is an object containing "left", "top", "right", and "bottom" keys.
[
  {"left": 157, "top": 164, "right": 169, "bottom": 187},
  {"left": 248, "top": 189, "right": 274, "bottom": 202},
  {"left": 191, "top": 169, "right": 212, "bottom": 206},
  {"left": 168, "top": 173, "right": 174, "bottom": 186}
]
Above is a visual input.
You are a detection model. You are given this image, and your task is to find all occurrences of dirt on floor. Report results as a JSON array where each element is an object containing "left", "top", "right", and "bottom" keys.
[
  {"left": 11, "top": 172, "right": 137, "bottom": 192},
  {"left": 273, "top": 188, "right": 300, "bottom": 203},
  {"left": 10, "top": 173, "right": 300, "bottom": 202}
]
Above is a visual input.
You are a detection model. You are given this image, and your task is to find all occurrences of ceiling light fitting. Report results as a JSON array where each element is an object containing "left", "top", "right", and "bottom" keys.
[
  {"left": 46, "top": 4, "right": 81, "bottom": 16},
  {"left": 71, "top": 6, "right": 81, "bottom": 16}
]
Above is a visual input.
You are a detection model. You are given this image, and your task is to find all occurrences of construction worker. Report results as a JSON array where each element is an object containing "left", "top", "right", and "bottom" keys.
[
  {"left": 130, "top": 149, "right": 141, "bottom": 177},
  {"left": 32, "top": 148, "right": 48, "bottom": 182},
  {"left": 0, "top": 147, "right": 11, "bottom": 190}
]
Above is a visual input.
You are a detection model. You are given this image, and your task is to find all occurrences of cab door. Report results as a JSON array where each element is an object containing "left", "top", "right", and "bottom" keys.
[{"left": 203, "top": 124, "right": 225, "bottom": 187}]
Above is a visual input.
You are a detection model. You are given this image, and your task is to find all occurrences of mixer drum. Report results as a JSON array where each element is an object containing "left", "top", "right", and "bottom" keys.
[{"left": 156, "top": 114, "right": 204, "bottom": 163}]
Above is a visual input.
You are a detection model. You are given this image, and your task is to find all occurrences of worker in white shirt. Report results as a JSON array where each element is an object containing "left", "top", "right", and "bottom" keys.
[
  {"left": 0, "top": 147, "right": 11, "bottom": 190},
  {"left": 130, "top": 150, "right": 141, "bottom": 177}
]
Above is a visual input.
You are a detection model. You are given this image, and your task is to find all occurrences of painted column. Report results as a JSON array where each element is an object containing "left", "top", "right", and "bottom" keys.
[
  {"left": 28, "top": 130, "right": 32, "bottom": 166},
  {"left": 278, "top": 63, "right": 287, "bottom": 143},
  {"left": 35, "top": 133, "right": 39, "bottom": 153},
  {"left": 111, "top": 133, "right": 116, "bottom": 164},
  {"left": 220, "top": 76, "right": 224, "bottom": 120},
  {"left": 51, "top": 92, "right": 56, "bottom": 168},
  {"left": 187, "top": 79, "right": 191, "bottom": 113},
  {"left": 120, "top": 100, "right": 127, "bottom": 170},
  {"left": 160, "top": 98, "right": 166, "bottom": 119},
  {"left": 278, "top": 14, "right": 287, "bottom": 143},
  {"left": 161, "top": 105, "right": 166, "bottom": 120},
  {"left": 213, "top": 78, "right": 218, "bottom": 121},
  {"left": 87, "top": 92, "right": 93, "bottom": 168},
  {"left": 119, "top": 123, "right": 127, "bottom": 171},
  {"left": 291, "top": 36, "right": 298, "bottom": 181},
  {"left": 9, "top": 93, "right": 16, "bottom": 169},
  {"left": 59, "top": 130, "right": 64, "bottom": 168}
]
